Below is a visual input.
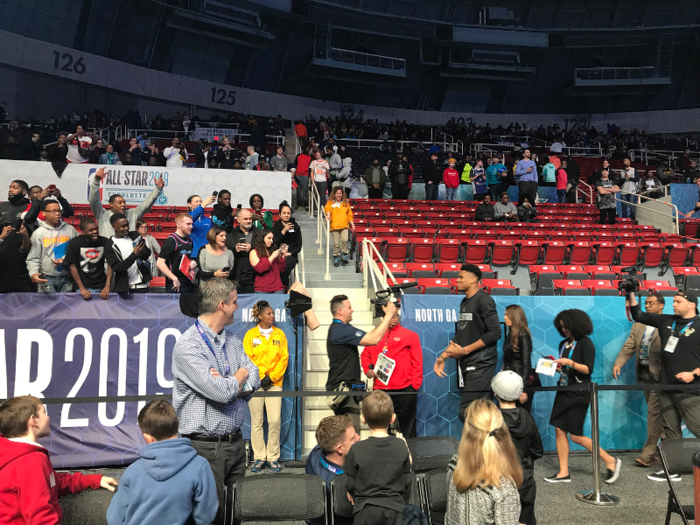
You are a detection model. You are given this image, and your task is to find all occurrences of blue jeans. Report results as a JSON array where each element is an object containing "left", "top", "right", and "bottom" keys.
[
  {"left": 37, "top": 275, "right": 74, "bottom": 293},
  {"left": 620, "top": 193, "right": 636, "bottom": 219},
  {"left": 445, "top": 187, "right": 458, "bottom": 201},
  {"left": 556, "top": 189, "right": 566, "bottom": 203},
  {"left": 425, "top": 183, "right": 439, "bottom": 200},
  {"left": 86, "top": 288, "right": 104, "bottom": 293}
]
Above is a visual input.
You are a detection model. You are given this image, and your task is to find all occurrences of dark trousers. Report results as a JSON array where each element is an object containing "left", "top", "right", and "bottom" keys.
[
  {"left": 640, "top": 375, "right": 664, "bottom": 461},
  {"left": 556, "top": 189, "right": 566, "bottom": 203},
  {"left": 518, "top": 475, "right": 537, "bottom": 525},
  {"left": 599, "top": 208, "right": 616, "bottom": 224},
  {"left": 353, "top": 504, "right": 403, "bottom": 525},
  {"left": 190, "top": 437, "right": 247, "bottom": 525},
  {"left": 425, "top": 183, "right": 439, "bottom": 200},
  {"left": 392, "top": 184, "right": 410, "bottom": 200},
  {"left": 386, "top": 387, "right": 418, "bottom": 438},
  {"left": 281, "top": 254, "right": 297, "bottom": 286},
  {"left": 459, "top": 363, "right": 498, "bottom": 422},
  {"left": 489, "top": 185, "right": 501, "bottom": 202},
  {"left": 518, "top": 181, "right": 538, "bottom": 207},
  {"left": 657, "top": 390, "right": 700, "bottom": 440},
  {"left": 166, "top": 280, "right": 195, "bottom": 293},
  {"left": 237, "top": 280, "right": 255, "bottom": 294},
  {"left": 367, "top": 186, "right": 384, "bottom": 199}
]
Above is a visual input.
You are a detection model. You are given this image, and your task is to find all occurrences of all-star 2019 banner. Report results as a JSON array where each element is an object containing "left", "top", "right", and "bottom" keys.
[{"left": 0, "top": 293, "right": 300, "bottom": 468}]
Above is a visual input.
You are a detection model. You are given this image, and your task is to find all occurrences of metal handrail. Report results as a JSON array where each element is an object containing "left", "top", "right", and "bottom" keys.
[
  {"left": 125, "top": 128, "right": 285, "bottom": 145},
  {"left": 308, "top": 179, "right": 331, "bottom": 281},
  {"left": 579, "top": 180, "right": 594, "bottom": 203},
  {"left": 298, "top": 246, "right": 306, "bottom": 287},
  {"left": 614, "top": 191, "right": 680, "bottom": 235},
  {"left": 361, "top": 238, "right": 398, "bottom": 296}
]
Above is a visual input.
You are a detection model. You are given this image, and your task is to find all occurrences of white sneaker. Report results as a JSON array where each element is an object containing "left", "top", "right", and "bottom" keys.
[
  {"left": 604, "top": 458, "right": 622, "bottom": 484},
  {"left": 647, "top": 470, "right": 681, "bottom": 482}
]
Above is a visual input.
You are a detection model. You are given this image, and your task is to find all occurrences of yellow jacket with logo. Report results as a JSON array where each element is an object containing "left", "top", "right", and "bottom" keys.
[
  {"left": 324, "top": 201, "right": 354, "bottom": 231},
  {"left": 243, "top": 325, "right": 289, "bottom": 387}
]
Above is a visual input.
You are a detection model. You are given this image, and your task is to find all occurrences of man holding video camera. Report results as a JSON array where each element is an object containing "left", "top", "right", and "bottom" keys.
[
  {"left": 628, "top": 288, "right": 700, "bottom": 480},
  {"left": 326, "top": 295, "right": 397, "bottom": 433}
]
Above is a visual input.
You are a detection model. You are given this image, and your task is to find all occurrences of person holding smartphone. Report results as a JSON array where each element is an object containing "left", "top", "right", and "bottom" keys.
[
  {"left": 249, "top": 229, "right": 286, "bottom": 293},
  {"left": 197, "top": 226, "right": 234, "bottom": 283},
  {"left": 187, "top": 193, "right": 216, "bottom": 257},
  {"left": 272, "top": 201, "right": 301, "bottom": 287},
  {"left": 226, "top": 209, "right": 260, "bottom": 294}
]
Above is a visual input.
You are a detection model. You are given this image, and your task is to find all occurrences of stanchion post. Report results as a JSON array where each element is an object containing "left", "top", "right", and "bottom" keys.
[
  {"left": 576, "top": 382, "right": 620, "bottom": 506},
  {"left": 693, "top": 452, "right": 700, "bottom": 520}
]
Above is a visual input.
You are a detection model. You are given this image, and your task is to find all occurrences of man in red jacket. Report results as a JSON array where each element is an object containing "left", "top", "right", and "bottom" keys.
[
  {"left": 361, "top": 313, "right": 423, "bottom": 437},
  {"left": 0, "top": 396, "right": 118, "bottom": 525}
]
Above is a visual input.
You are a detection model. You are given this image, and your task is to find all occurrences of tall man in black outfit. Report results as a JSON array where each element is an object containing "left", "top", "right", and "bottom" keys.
[
  {"left": 629, "top": 290, "right": 700, "bottom": 481},
  {"left": 326, "top": 295, "right": 397, "bottom": 433},
  {"left": 226, "top": 209, "right": 259, "bottom": 294},
  {"left": 434, "top": 264, "right": 502, "bottom": 421}
]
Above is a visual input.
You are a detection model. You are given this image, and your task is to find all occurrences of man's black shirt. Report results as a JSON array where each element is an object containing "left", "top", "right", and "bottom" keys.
[
  {"left": 64, "top": 235, "right": 110, "bottom": 289},
  {"left": 326, "top": 321, "right": 367, "bottom": 391}
]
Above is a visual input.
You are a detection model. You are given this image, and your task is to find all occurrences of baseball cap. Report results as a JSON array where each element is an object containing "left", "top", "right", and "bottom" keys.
[
  {"left": 676, "top": 291, "right": 699, "bottom": 314},
  {"left": 491, "top": 371, "right": 523, "bottom": 402}
]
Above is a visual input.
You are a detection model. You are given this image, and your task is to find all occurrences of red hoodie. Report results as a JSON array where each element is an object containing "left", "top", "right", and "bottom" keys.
[
  {"left": 443, "top": 167, "right": 460, "bottom": 188},
  {"left": 0, "top": 437, "right": 102, "bottom": 525}
]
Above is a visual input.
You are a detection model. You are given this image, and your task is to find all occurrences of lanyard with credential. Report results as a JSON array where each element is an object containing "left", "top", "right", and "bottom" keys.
[
  {"left": 195, "top": 321, "right": 231, "bottom": 376},
  {"left": 321, "top": 455, "right": 344, "bottom": 475},
  {"left": 672, "top": 321, "right": 694, "bottom": 337}
]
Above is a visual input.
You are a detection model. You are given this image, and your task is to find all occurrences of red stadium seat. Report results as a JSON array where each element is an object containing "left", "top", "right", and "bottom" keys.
[
  {"left": 617, "top": 242, "right": 641, "bottom": 267},
  {"left": 514, "top": 241, "right": 542, "bottom": 269},
  {"left": 592, "top": 241, "right": 616, "bottom": 265},
  {"left": 582, "top": 280, "right": 620, "bottom": 296},
  {"left": 638, "top": 243, "right": 664, "bottom": 269},
  {"left": 480, "top": 279, "right": 518, "bottom": 295},
  {"left": 463, "top": 240, "right": 489, "bottom": 264},
  {"left": 412, "top": 238, "right": 435, "bottom": 263},
  {"left": 661, "top": 243, "right": 691, "bottom": 272},
  {"left": 490, "top": 240, "right": 516, "bottom": 266},
  {"left": 417, "top": 278, "right": 453, "bottom": 295},
  {"left": 435, "top": 239, "right": 462, "bottom": 263},
  {"left": 558, "top": 265, "right": 588, "bottom": 280},
  {"left": 584, "top": 265, "right": 617, "bottom": 280},
  {"left": 528, "top": 265, "right": 562, "bottom": 295},
  {"left": 406, "top": 263, "right": 437, "bottom": 277},
  {"left": 568, "top": 241, "right": 593, "bottom": 265},
  {"left": 383, "top": 237, "right": 411, "bottom": 262},
  {"left": 436, "top": 263, "right": 462, "bottom": 278},
  {"left": 671, "top": 267, "right": 700, "bottom": 290},
  {"left": 383, "top": 263, "right": 408, "bottom": 279},
  {"left": 641, "top": 280, "right": 679, "bottom": 296},
  {"left": 542, "top": 241, "right": 567, "bottom": 265},
  {"left": 553, "top": 279, "right": 591, "bottom": 296}
]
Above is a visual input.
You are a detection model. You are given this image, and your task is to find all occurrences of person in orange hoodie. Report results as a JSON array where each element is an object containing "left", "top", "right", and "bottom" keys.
[
  {"left": 0, "top": 396, "right": 118, "bottom": 525},
  {"left": 443, "top": 158, "right": 460, "bottom": 201}
]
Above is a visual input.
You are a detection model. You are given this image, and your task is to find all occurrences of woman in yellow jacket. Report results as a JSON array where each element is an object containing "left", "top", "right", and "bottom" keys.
[
  {"left": 243, "top": 300, "right": 289, "bottom": 473},
  {"left": 324, "top": 186, "right": 355, "bottom": 267}
]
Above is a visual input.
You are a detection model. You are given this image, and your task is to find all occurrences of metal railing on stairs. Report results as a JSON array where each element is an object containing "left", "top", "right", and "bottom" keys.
[
  {"left": 308, "top": 179, "right": 331, "bottom": 281},
  {"left": 361, "top": 238, "right": 399, "bottom": 296}
]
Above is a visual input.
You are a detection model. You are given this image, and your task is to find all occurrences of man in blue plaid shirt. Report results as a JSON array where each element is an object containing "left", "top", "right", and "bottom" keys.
[{"left": 172, "top": 278, "right": 261, "bottom": 525}]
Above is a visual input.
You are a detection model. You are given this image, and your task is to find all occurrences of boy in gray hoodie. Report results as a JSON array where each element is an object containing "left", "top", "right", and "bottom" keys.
[{"left": 26, "top": 200, "right": 78, "bottom": 292}]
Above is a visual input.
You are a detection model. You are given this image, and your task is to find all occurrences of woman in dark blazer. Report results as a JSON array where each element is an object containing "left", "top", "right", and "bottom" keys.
[{"left": 501, "top": 304, "right": 535, "bottom": 412}]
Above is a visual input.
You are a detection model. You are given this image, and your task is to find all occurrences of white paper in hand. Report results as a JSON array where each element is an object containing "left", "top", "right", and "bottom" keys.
[{"left": 536, "top": 358, "right": 557, "bottom": 377}]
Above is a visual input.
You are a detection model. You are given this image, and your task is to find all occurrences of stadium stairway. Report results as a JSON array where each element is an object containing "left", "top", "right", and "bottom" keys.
[{"left": 302, "top": 287, "right": 375, "bottom": 457}]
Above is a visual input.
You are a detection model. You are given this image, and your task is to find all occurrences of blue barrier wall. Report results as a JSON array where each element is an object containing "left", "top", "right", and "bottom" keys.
[
  {"left": 671, "top": 183, "right": 698, "bottom": 216},
  {"left": 401, "top": 295, "right": 685, "bottom": 452}
]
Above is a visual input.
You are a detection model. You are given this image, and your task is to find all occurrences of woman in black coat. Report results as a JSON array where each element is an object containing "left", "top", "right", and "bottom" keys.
[
  {"left": 544, "top": 309, "right": 621, "bottom": 484},
  {"left": 501, "top": 304, "right": 535, "bottom": 412},
  {"left": 272, "top": 200, "right": 302, "bottom": 286}
]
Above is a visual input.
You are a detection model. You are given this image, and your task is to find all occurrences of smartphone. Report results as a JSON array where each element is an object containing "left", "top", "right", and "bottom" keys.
[
  {"left": 131, "top": 235, "right": 142, "bottom": 248},
  {"left": 47, "top": 184, "right": 56, "bottom": 191},
  {"left": 212, "top": 190, "right": 219, "bottom": 197},
  {"left": 239, "top": 238, "right": 247, "bottom": 244},
  {"left": 14, "top": 218, "right": 23, "bottom": 230},
  {"left": 236, "top": 204, "right": 242, "bottom": 210},
  {"left": 222, "top": 267, "right": 230, "bottom": 272}
]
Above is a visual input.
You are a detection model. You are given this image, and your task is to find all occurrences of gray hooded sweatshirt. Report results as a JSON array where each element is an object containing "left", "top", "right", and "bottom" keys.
[
  {"left": 89, "top": 175, "right": 162, "bottom": 237},
  {"left": 26, "top": 220, "right": 78, "bottom": 277},
  {"left": 337, "top": 157, "right": 353, "bottom": 190}
]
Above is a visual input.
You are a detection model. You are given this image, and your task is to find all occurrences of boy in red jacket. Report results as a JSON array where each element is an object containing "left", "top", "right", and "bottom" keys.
[
  {"left": 0, "top": 395, "right": 118, "bottom": 525},
  {"left": 443, "top": 158, "right": 460, "bottom": 201}
]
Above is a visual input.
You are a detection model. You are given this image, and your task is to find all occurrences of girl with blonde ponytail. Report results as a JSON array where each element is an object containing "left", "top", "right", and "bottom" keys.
[{"left": 446, "top": 399, "right": 522, "bottom": 525}]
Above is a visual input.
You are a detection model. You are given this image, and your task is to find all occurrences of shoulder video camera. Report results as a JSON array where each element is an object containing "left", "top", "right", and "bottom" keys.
[
  {"left": 618, "top": 266, "right": 641, "bottom": 294},
  {"left": 371, "top": 282, "right": 417, "bottom": 318}
]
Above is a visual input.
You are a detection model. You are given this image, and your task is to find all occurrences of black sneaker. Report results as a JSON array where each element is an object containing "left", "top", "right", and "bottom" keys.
[
  {"left": 604, "top": 458, "right": 622, "bottom": 484},
  {"left": 647, "top": 470, "right": 681, "bottom": 482},
  {"left": 544, "top": 473, "right": 571, "bottom": 483}
]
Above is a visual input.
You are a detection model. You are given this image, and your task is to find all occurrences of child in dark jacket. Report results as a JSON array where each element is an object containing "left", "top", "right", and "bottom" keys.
[
  {"left": 492, "top": 371, "right": 543, "bottom": 525},
  {"left": 345, "top": 391, "right": 413, "bottom": 525},
  {"left": 106, "top": 400, "right": 218, "bottom": 525},
  {"left": 0, "top": 396, "right": 117, "bottom": 525}
]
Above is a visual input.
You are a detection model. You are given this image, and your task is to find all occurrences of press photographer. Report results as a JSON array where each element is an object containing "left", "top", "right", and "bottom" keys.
[
  {"left": 628, "top": 286, "right": 700, "bottom": 480},
  {"left": 326, "top": 294, "right": 397, "bottom": 433}
]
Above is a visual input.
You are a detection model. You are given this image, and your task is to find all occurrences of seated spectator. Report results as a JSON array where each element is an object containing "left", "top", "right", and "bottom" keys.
[
  {"left": 443, "top": 158, "right": 460, "bottom": 201},
  {"left": 106, "top": 400, "right": 218, "bottom": 525},
  {"left": 250, "top": 193, "right": 274, "bottom": 230},
  {"left": 89, "top": 167, "right": 164, "bottom": 237},
  {"left": 687, "top": 160, "right": 700, "bottom": 183},
  {"left": 637, "top": 171, "right": 664, "bottom": 199},
  {"left": 136, "top": 220, "right": 160, "bottom": 275},
  {"left": 494, "top": 192, "right": 518, "bottom": 222},
  {"left": 27, "top": 200, "right": 78, "bottom": 292},
  {"left": 446, "top": 399, "right": 522, "bottom": 524},
  {"left": 65, "top": 218, "right": 112, "bottom": 301},
  {"left": 196, "top": 226, "right": 234, "bottom": 282},
  {"left": 211, "top": 190, "right": 234, "bottom": 234},
  {"left": 475, "top": 194, "right": 496, "bottom": 222},
  {"left": 141, "top": 143, "right": 166, "bottom": 166},
  {"left": 518, "top": 196, "right": 538, "bottom": 223},
  {"left": 0, "top": 222, "right": 32, "bottom": 293},
  {"left": 98, "top": 143, "right": 121, "bottom": 164},
  {"left": 187, "top": 194, "right": 216, "bottom": 257},
  {"left": 273, "top": 201, "right": 302, "bottom": 286},
  {"left": 305, "top": 414, "right": 359, "bottom": 525},
  {"left": 243, "top": 300, "right": 289, "bottom": 473},
  {"left": 492, "top": 372, "right": 543, "bottom": 525},
  {"left": 106, "top": 213, "right": 152, "bottom": 293},
  {"left": 249, "top": 228, "right": 286, "bottom": 293},
  {"left": 89, "top": 138, "right": 106, "bottom": 164},
  {"left": 325, "top": 187, "right": 355, "bottom": 267},
  {"left": 156, "top": 213, "right": 195, "bottom": 293},
  {"left": 0, "top": 396, "right": 118, "bottom": 524},
  {"left": 344, "top": 391, "right": 412, "bottom": 525}
]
